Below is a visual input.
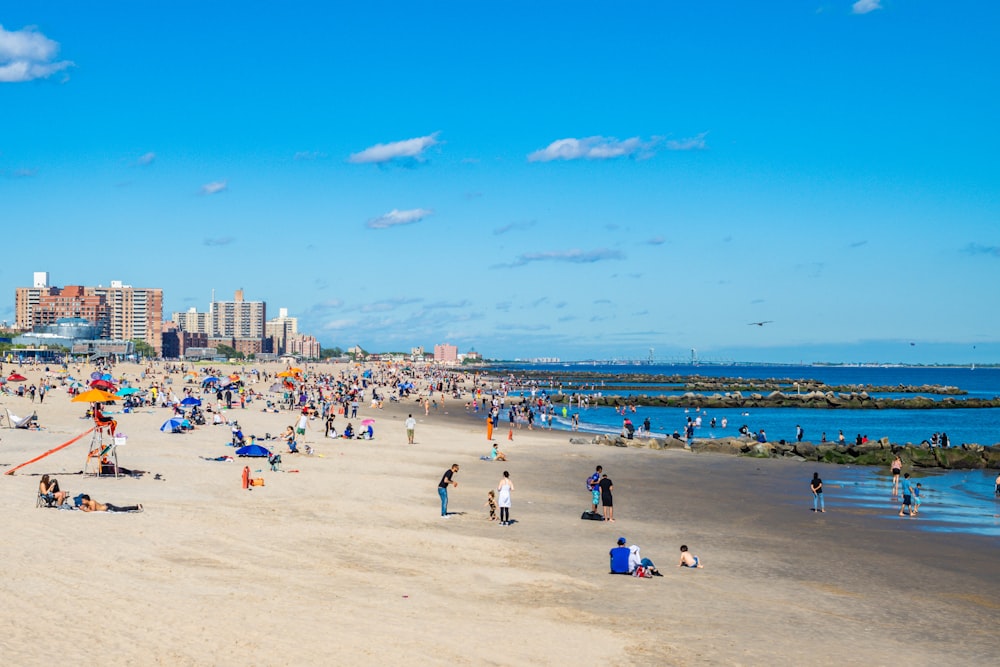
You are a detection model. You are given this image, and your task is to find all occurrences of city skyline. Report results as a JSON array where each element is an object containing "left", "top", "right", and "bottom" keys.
[{"left": 2, "top": 2, "right": 998, "bottom": 364}]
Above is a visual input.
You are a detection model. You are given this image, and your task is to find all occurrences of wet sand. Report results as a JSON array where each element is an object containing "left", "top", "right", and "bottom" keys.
[{"left": 1, "top": 362, "right": 997, "bottom": 666}]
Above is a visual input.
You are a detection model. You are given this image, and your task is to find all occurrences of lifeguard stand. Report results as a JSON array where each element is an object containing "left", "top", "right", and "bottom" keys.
[{"left": 85, "top": 423, "right": 124, "bottom": 477}]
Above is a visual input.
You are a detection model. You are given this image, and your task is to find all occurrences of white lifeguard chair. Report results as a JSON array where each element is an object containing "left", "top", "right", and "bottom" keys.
[{"left": 85, "top": 425, "right": 124, "bottom": 477}]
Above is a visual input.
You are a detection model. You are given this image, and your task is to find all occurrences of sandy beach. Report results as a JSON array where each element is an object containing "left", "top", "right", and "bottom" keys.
[{"left": 1, "top": 361, "right": 998, "bottom": 666}]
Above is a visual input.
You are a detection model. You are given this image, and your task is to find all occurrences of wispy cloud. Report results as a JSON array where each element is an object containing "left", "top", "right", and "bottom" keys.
[
  {"left": 501, "top": 248, "right": 625, "bottom": 268},
  {"left": 3, "top": 167, "right": 36, "bottom": 179},
  {"left": 496, "top": 323, "right": 551, "bottom": 332},
  {"left": 647, "top": 236, "right": 666, "bottom": 245},
  {"left": 852, "top": 0, "right": 882, "bottom": 14},
  {"left": 366, "top": 208, "right": 433, "bottom": 229},
  {"left": 424, "top": 300, "right": 470, "bottom": 310},
  {"left": 359, "top": 297, "right": 422, "bottom": 313},
  {"left": 204, "top": 237, "right": 235, "bottom": 246},
  {"left": 494, "top": 220, "right": 536, "bottom": 235},
  {"left": 321, "top": 319, "right": 355, "bottom": 331},
  {"left": 200, "top": 180, "right": 227, "bottom": 195},
  {"left": 527, "top": 136, "right": 656, "bottom": 162},
  {"left": 962, "top": 242, "right": 1000, "bottom": 257},
  {"left": 849, "top": 240, "right": 868, "bottom": 248},
  {"left": 349, "top": 132, "right": 440, "bottom": 164},
  {"left": 294, "top": 150, "right": 326, "bottom": 161},
  {"left": 666, "top": 132, "right": 708, "bottom": 151},
  {"left": 0, "top": 25, "right": 74, "bottom": 83},
  {"left": 136, "top": 152, "right": 156, "bottom": 166}
]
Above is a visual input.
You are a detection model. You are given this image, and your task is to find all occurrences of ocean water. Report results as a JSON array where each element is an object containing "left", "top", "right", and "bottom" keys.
[
  {"left": 496, "top": 363, "right": 1000, "bottom": 537},
  {"left": 502, "top": 364, "right": 1000, "bottom": 446}
]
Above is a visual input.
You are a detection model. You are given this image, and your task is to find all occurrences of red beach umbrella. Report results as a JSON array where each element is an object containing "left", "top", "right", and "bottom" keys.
[
  {"left": 90, "top": 379, "right": 116, "bottom": 390},
  {"left": 7, "top": 373, "right": 27, "bottom": 382}
]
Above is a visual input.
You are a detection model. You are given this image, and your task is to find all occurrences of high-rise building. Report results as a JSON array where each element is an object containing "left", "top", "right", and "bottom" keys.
[
  {"left": 173, "top": 307, "right": 211, "bottom": 334},
  {"left": 90, "top": 281, "right": 163, "bottom": 354},
  {"left": 211, "top": 289, "right": 265, "bottom": 339},
  {"left": 434, "top": 343, "right": 458, "bottom": 362},
  {"left": 265, "top": 307, "right": 298, "bottom": 355}
]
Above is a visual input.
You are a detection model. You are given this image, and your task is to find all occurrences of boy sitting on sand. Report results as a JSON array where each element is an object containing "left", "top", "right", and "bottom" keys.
[{"left": 678, "top": 545, "right": 703, "bottom": 568}]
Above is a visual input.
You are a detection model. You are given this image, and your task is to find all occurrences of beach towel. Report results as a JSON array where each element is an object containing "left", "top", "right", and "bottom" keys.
[{"left": 581, "top": 511, "right": 604, "bottom": 521}]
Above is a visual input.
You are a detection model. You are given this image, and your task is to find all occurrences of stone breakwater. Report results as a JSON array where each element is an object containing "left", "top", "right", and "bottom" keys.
[
  {"left": 577, "top": 434, "right": 1000, "bottom": 470},
  {"left": 549, "top": 391, "right": 1000, "bottom": 409}
]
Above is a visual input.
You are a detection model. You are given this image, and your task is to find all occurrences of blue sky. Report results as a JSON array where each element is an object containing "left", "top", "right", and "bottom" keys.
[{"left": 1, "top": 1, "right": 998, "bottom": 363}]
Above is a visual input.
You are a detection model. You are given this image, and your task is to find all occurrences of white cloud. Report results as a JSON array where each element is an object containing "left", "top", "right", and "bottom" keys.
[
  {"left": 366, "top": 208, "right": 433, "bottom": 229},
  {"left": 852, "top": 0, "right": 882, "bottom": 14},
  {"left": 349, "top": 133, "right": 440, "bottom": 164},
  {"left": 527, "top": 136, "right": 652, "bottom": 162},
  {"left": 136, "top": 152, "right": 156, "bottom": 166},
  {"left": 200, "top": 180, "right": 227, "bottom": 195},
  {"left": 0, "top": 25, "right": 74, "bottom": 83},
  {"left": 665, "top": 132, "right": 708, "bottom": 151}
]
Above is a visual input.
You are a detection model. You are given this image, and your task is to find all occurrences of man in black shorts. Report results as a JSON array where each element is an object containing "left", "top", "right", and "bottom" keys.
[{"left": 599, "top": 473, "right": 615, "bottom": 522}]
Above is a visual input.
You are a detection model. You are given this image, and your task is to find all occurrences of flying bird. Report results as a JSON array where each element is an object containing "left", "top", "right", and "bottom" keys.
[{"left": 748, "top": 321, "right": 773, "bottom": 327}]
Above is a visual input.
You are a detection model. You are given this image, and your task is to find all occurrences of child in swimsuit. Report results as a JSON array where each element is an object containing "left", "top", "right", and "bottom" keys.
[
  {"left": 912, "top": 483, "right": 922, "bottom": 515},
  {"left": 485, "top": 490, "right": 497, "bottom": 521}
]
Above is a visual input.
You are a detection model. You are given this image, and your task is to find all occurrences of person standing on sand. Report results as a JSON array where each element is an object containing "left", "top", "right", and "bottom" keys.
[
  {"left": 405, "top": 414, "right": 416, "bottom": 444},
  {"left": 811, "top": 472, "right": 825, "bottom": 512},
  {"left": 891, "top": 455, "right": 902, "bottom": 496},
  {"left": 486, "top": 416, "right": 494, "bottom": 441},
  {"left": 497, "top": 470, "right": 514, "bottom": 525},
  {"left": 438, "top": 464, "right": 459, "bottom": 517},
  {"left": 599, "top": 473, "right": 615, "bottom": 522},
  {"left": 587, "top": 466, "right": 603, "bottom": 513}
]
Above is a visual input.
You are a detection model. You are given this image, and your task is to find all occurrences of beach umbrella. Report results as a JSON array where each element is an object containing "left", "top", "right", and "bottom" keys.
[
  {"left": 180, "top": 396, "right": 202, "bottom": 406},
  {"left": 90, "top": 379, "right": 115, "bottom": 391},
  {"left": 202, "top": 376, "right": 220, "bottom": 384},
  {"left": 72, "top": 388, "right": 120, "bottom": 403},
  {"left": 90, "top": 372, "right": 103, "bottom": 381},
  {"left": 229, "top": 374, "right": 240, "bottom": 381},
  {"left": 7, "top": 373, "right": 27, "bottom": 382},
  {"left": 361, "top": 419, "right": 375, "bottom": 426},
  {"left": 116, "top": 387, "right": 140, "bottom": 396},
  {"left": 235, "top": 444, "right": 271, "bottom": 457},
  {"left": 276, "top": 371, "right": 296, "bottom": 378},
  {"left": 160, "top": 417, "right": 190, "bottom": 432}
]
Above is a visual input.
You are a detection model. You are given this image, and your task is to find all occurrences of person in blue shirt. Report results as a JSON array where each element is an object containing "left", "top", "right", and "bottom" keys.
[
  {"left": 899, "top": 473, "right": 914, "bottom": 517},
  {"left": 586, "top": 465, "right": 602, "bottom": 513}
]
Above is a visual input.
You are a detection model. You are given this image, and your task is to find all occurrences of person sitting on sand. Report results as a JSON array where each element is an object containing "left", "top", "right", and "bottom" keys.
[
  {"left": 343, "top": 423, "right": 355, "bottom": 439},
  {"left": 281, "top": 426, "right": 299, "bottom": 453},
  {"left": 39, "top": 474, "right": 66, "bottom": 506},
  {"left": 78, "top": 494, "right": 142, "bottom": 513},
  {"left": 678, "top": 545, "right": 703, "bottom": 568},
  {"left": 614, "top": 537, "right": 661, "bottom": 576},
  {"left": 490, "top": 444, "right": 507, "bottom": 461}
]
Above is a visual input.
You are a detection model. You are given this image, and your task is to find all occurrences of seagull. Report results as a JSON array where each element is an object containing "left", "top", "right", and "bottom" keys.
[{"left": 748, "top": 321, "right": 773, "bottom": 327}]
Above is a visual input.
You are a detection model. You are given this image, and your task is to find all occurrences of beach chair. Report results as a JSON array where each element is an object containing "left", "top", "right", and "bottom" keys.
[
  {"left": 610, "top": 547, "right": 631, "bottom": 574},
  {"left": 36, "top": 491, "right": 61, "bottom": 508}
]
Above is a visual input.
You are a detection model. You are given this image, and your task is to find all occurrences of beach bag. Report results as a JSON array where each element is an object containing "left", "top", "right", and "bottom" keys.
[
  {"left": 251, "top": 477, "right": 265, "bottom": 487},
  {"left": 633, "top": 566, "right": 651, "bottom": 578},
  {"left": 581, "top": 511, "right": 604, "bottom": 521}
]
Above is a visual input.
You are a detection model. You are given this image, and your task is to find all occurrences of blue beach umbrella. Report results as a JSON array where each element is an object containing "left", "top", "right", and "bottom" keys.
[
  {"left": 116, "top": 387, "right": 140, "bottom": 396},
  {"left": 160, "top": 417, "right": 190, "bottom": 432},
  {"left": 180, "top": 396, "right": 202, "bottom": 406},
  {"left": 235, "top": 444, "right": 271, "bottom": 457}
]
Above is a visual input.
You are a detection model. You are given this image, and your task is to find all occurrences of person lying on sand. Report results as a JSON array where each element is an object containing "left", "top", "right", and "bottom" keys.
[{"left": 78, "top": 494, "right": 143, "bottom": 513}]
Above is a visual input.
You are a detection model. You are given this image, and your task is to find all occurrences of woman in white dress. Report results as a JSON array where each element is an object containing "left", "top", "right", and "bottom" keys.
[{"left": 497, "top": 470, "right": 514, "bottom": 525}]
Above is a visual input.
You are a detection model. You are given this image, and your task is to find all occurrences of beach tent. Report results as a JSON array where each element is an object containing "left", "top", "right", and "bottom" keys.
[{"left": 235, "top": 444, "right": 271, "bottom": 457}]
